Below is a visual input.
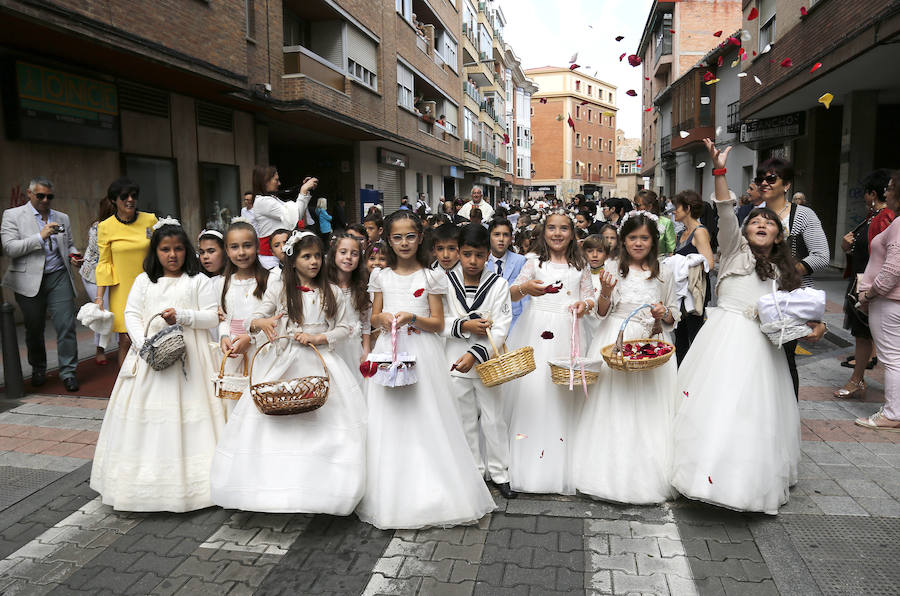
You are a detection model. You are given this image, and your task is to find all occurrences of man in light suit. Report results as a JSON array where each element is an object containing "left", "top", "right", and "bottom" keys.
[
  {"left": 486, "top": 218, "right": 527, "bottom": 331},
  {"left": 2, "top": 178, "right": 81, "bottom": 391}
]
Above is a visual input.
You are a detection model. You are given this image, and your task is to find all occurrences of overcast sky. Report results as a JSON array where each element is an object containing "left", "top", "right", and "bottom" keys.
[{"left": 501, "top": 0, "right": 655, "bottom": 139}]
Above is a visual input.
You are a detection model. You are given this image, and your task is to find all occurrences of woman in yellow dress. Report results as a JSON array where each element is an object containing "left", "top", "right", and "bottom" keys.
[{"left": 94, "top": 178, "right": 158, "bottom": 367}]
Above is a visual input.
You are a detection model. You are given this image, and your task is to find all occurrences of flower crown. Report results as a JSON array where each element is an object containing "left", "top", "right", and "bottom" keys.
[
  {"left": 619, "top": 210, "right": 659, "bottom": 227},
  {"left": 230, "top": 216, "right": 252, "bottom": 225},
  {"left": 283, "top": 230, "right": 317, "bottom": 257},
  {"left": 152, "top": 216, "right": 181, "bottom": 231}
]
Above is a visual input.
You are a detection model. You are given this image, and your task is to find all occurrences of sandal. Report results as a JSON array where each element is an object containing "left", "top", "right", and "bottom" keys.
[
  {"left": 855, "top": 410, "right": 900, "bottom": 432},
  {"left": 840, "top": 357, "right": 878, "bottom": 370},
  {"left": 834, "top": 379, "right": 865, "bottom": 399}
]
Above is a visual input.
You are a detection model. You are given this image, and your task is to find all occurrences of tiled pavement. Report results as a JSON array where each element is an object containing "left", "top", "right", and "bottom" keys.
[{"left": 0, "top": 280, "right": 899, "bottom": 594}]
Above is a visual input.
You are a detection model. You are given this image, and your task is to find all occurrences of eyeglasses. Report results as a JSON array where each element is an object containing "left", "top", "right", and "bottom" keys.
[
  {"left": 118, "top": 191, "right": 139, "bottom": 201},
  {"left": 389, "top": 233, "right": 419, "bottom": 245},
  {"left": 33, "top": 193, "right": 54, "bottom": 200},
  {"left": 754, "top": 174, "right": 780, "bottom": 186}
]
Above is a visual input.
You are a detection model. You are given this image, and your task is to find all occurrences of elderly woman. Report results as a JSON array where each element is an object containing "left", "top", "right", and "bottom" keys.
[
  {"left": 95, "top": 178, "right": 158, "bottom": 367},
  {"left": 855, "top": 171, "right": 900, "bottom": 431}
]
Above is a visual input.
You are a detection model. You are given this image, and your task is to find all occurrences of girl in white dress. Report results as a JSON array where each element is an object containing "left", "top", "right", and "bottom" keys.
[
  {"left": 91, "top": 219, "right": 228, "bottom": 512},
  {"left": 671, "top": 140, "right": 805, "bottom": 514},
  {"left": 356, "top": 212, "right": 495, "bottom": 529},
  {"left": 250, "top": 166, "right": 317, "bottom": 269},
  {"left": 326, "top": 233, "right": 371, "bottom": 386},
  {"left": 215, "top": 220, "right": 274, "bottom": 416},
  {"left": 573, "top": 212, "right": 681, "bottom": 505},
  {"left": 210, "top": 231, "right": 366, "bottom": 514},
  {"left": 505, "top": 211, "right": 594, "bottom": 495}
]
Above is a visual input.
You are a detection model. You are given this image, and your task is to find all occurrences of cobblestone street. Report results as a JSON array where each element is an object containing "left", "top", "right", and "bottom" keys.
[{"left": 0, "top": 285, "right": 898, "bottom": 595}]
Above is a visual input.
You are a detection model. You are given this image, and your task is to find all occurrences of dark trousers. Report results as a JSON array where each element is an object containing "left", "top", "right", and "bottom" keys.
[
  {"left": 783, "top": 339, "right": 799, "bottom": 399},
  {"left": 673, "top": 312, "right": 705, "bottom": 366},
  {"left": 15, "top": 269, "right": 78, "bottom": 379}
]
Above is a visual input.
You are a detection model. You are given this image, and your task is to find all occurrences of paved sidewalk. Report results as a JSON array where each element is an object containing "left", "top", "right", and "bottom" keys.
[{"left": 0, "top": 272, "right": 898, "bottom": 595}]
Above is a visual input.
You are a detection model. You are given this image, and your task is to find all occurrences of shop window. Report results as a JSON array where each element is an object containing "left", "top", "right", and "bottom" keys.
[
  {"left": 199, "top": 162, "right": 239, "bottom": 230},
  {"left": 123, "top": 155, "right": 179, "bottom": 219}
]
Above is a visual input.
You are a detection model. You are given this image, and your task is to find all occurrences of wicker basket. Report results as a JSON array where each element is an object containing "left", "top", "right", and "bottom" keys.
[
  {"left": 549, "top": 361, "right": 600, "bottom": 386},
  {"left": 213, "top": 350, "right": 248, "bottom": 400},
  {"left": 474, "top": 328, "right": 535, "bottom": 387},
  {"left": 600, "top": 304, "right": 675, "bottom": 373},
  {"left": 248, "top": 336, "right": 330, "bottom": 415}
]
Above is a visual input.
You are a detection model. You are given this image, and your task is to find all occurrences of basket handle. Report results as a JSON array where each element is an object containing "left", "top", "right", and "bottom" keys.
[
  {"left": 484, "top": 323, "right": 504, "bottom": 358},
  {"left": 144, "top": 312, "right": 166, "bottom": 337},
  {"left": 218, "top": 349, "right": 249, "bottom": 379},
  {"left": 248, "top": 335, "right": 330, "bottom": 387},
  {"left": 614, "top": 303, "right": 653, "bottom": 354}
]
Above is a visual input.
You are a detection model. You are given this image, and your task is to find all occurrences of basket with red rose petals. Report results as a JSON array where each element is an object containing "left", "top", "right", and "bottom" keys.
[
  {"left": 601, "top": 304, "right": 675, "bottom": 372},
  {"left": 249, "top": 336, "right": 330, "bottom": 415},
  {"left": 475, "top": 327, "right": 535, "bottom": 387}
]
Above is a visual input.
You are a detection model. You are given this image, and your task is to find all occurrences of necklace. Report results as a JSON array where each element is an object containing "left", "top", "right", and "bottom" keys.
[{"left": 115, "top": 211, "right": 138, "bottom": 224}]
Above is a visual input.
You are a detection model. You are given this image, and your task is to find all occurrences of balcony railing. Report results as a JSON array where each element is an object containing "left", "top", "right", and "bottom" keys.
[
  {"left": 660, "top": 134, "right": 672, "bottom": 156},
  {"left": 464, "top": 81, "right": 483, "bottom": 104},
  {"left": 462, "top": 22, "right": 477, "bottom": 46},
  {"left": 480, "top": 101, "right": 498, "bottom": 122},
  {"left": 464, "top": 139, "right": 481, "bottom": 156},
  {"left": 654, "top": 22, "right": 673, "bottom": 66},
  {"left": 727, "top": 101, "right": 741, "bottom": 134}
]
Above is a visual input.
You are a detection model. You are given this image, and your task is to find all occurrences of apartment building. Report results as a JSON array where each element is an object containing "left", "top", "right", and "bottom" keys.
[
  {"left": 528, "top": 67, "right": 618, "bottom": 199},
  {"left": 635, "top": 0, "right": 741, "bottom": 194},
  {"left": 615, "top": 130, "right": 643, "bottom": 200},
  {"left": 0, "top": 0, "right": 534, "bottom": 265},
  {"left": 736, "top": 0, "right": 900, "bottom": 262}
]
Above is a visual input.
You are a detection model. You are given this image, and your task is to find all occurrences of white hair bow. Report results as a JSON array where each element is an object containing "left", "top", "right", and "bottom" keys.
[
  {"left": 283, "top": 230, "right": 317, "bottom": 257},
  {"left": 152, "top": 216, "right": 181, "bottom": 231}
]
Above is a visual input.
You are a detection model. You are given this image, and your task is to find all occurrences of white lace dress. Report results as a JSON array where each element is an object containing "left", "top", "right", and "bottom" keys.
[
  {"left": 90, "top": 273, "right": 228, "bottom": 512},
  {"left": 356, "top": 268, "right": 495, "bottom": 529},
  {"left": 332, "top": 287, "right": 370, "bottom": 389},
  {"left": 210, "top": 279, "right": 366, "bottom": 514},
  {"left": 503, "top": 257, "right": 594, "bottom": 495},
  {"left": 573, "top": 262, "right": 681, "bottom": 504}
]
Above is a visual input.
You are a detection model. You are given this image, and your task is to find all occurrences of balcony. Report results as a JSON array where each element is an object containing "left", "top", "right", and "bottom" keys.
[
  {"left": 726, "top": 101, "right": 741, "bottom": 134},
  {"left": 653, "top": 22, "right": 673, "bottom": 79},
  {"left": 480, "top": 100, "right": 498, "bottom": 122},
  {"left": 464, "top": 139, "right": 481, "bottom": 157},
  {"left": 660, "top": 134, "right": 672, "bottom": 157},
  {"left": 283, "top": 46, "right": 345, "bottom": 93}
]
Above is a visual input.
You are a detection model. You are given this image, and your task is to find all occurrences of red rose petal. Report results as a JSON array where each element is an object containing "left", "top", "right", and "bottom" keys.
[
  {"left": 748, "top": 7, "right": 759, "bottom": 20},
  {"left": 541, "top": 331, "right": 554, "bottom": 340},
  {"left": 683, "top": 391, "right": 689, "bottom": 398},
  {"left": 644, "top": 107, "right": 652, "bottom": 112},
  {"left": 615, "top": 35, "right": 624, "bottom": 41},
  {"left": 713, "top": 30, "right": 723, "bottom": 37},
  {"left": 626, "top": 90, "right": 637, "bottom": 97},
  {"left": 413, "top": 288, "right": 425, "bottom": 297},
  {"left": 539, "top": 450, "right": 545, "bottom": 459},
  {"left": 800, "top": 6, "right": 808, "bottom": 16},
  {"left": 619, "top": 53, "right": 626, "bottom": 62},
  {"left": 708, "top": 475, "right": 714, "bottom": 484},
  {"left": 668, "top": 28, "right": 676, "bottom": 34},
  {"left": 703, "top": 71, "right": 715, "bottom": 82},
  {"left": 810, "top": 62, "right": 822, "bottom": 73},
  {"left": 569, "top": 63, "right": 580, "bottom": 70},
  {"left": 539, "top": 97, "right": 548, "bottom": 104},
  {"left": 780, "top": 58, "right": 793, "bottom": 68},
  {"left": 717, "top": 56, "right": 724, "bottom": 67},
  {"left": 627, "top": 54, "right": 642, "bottom": 67},
  {"left": 727, "top": 36, "right": 741, "bottom": 47},
  {"left": 580, "top": 100, "right": 589, "bottom": 106}
]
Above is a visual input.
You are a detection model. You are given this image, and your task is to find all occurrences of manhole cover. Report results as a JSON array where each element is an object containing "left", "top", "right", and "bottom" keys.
[
  {"left": 0, "top": 466, "right": 63, "bottom": 508},
  {"left": 781, "top": 515, "right": 900, "bottom": 595}
]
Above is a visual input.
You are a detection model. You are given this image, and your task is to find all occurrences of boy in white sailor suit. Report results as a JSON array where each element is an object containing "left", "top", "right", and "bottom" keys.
[{"left": 443, "top": 224, "right": 516, "bottom": 499}]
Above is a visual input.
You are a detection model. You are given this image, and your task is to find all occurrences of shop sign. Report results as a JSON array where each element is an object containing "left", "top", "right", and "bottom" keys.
[
  {"left": 740, "top": 112, "right": 805, "bottom": 144},
  {"left": 378, "top": 148, "right": 408, "bottom": 168}
]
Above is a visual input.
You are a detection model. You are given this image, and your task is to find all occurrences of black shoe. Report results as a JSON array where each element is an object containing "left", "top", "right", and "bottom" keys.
[
  {"left": 31, "top": 371, "right": 47, "bottom": 387},
  {"left": 62, "top": 377, "right": 79, "bottom": 392},
  {"left": 496, "top": 482, "right": 517, "bottom": 499}
]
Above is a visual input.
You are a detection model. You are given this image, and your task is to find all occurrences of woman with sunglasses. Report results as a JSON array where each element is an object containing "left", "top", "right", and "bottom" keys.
[
  {"left": 94, "top": 178, "right": 158, "bottom": 367},
  {"left": 754, "top": 159, "right": 830, "bottom": 397}
]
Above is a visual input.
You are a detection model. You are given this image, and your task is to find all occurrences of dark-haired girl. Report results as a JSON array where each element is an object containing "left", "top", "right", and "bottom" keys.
[
  {"left": 211, "top": 231, "right": 365, "bottom": 514},
  {"left": 91, "top": 219, "right": 228, "bottom": 512},
  {"left": 198, "top": 229, "right": 226, "bottom": 278},
  {"left": 505, "top": 211, "right": 595, "bottom": 495},
  {"left": 671, "top": 140, "right": 806, "bottom": 514},
  {"left": 357, "top": 211, "right": 495, "bottom": 529},
  {"left": 573, "top": 211, "right": 680, "bottom": 505},
  {"left": 326, "top": 233, "right": 371, "bottom": 386}
]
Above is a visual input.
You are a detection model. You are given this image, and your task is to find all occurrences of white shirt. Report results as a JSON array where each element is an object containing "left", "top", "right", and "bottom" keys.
[{"left": 458, "top": 199, "right": 494, "bottom": 221}]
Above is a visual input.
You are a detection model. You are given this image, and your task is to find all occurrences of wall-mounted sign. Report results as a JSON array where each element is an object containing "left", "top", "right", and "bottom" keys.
[
  {"left": 6, "top": 61, "right": 120, "bottom": 149},
  {"left": 740, "top": 111, "right": 805, "bottom": 144},
  {"left": 443, "top": 165, "right": 465, "bottom": 179},
  {"left": 378, "top": 147, "right": 408, "bottom": 168}
]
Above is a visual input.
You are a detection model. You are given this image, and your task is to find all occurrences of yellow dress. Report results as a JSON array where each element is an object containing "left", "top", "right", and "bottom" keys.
[{"left": 96, "top": 212, "right": 158, "bottom": 333}]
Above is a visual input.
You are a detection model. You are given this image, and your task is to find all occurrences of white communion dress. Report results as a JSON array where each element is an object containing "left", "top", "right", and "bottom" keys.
[
  {"left": 671, "top": 199, "right": 800, "bottom": 515},
  {"left": 90, "top": 273, "right": 228, "bottom": 512},
  {"left": 573, "top": 262, "right": 680, "bottom": 505},
  {"left": 503, "top": 256, "right": 593, "bottom": 495},
  {"left": 332, "top": 287, "right": 370, "bottom": 389},
  {"left": 356, "top": 267, "right": 495, "bottom": 529},
  {"left": 210, "top": 279, "right": 366, "bottom": 514}
]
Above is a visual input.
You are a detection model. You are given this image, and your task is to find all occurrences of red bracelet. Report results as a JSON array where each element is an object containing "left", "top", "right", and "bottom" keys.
[{"left": 713, "top": 168, "right": 727, "bottom": 176}]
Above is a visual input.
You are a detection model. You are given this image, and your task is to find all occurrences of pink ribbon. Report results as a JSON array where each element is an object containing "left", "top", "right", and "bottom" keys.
[
  {"left": 391, "top": 316, "right": 399, "bottom": 366},
  {"left": 569, "top": 310, "right": 589, "bottom": 398},
  {"left": 229, "top": 318, "right": 245, "bottom": 337}
]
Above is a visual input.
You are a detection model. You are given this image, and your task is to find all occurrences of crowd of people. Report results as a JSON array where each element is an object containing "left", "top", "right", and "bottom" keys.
[{"left": 2, "top": 139, "right": 898, "bottom": 527}]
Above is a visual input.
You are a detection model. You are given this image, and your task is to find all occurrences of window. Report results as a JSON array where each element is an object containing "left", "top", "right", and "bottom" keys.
[
  {"left": 575, "top": 162, "right": 582, "bottom": 175},
  {"left": 587, "top": 163, "right": 592, "bottom": 179},
  {"left": 442, "top": 100, "right": 459, "bottom": 135},
  {"left": 587, "top": 85, "right": 592, "bottom": 96},
  {"left": 464, "top": 108, "right": 477, "bottom": 143},
  {"left": 758, "top": 0, "right": 776, "bottom": 52},
  {"left": 124, "top": 155, "right": 179, "bottom": 218},
  {"left": 346, "top": 26, "right": 378, "bottom": 90},
  {"left": 575, "top": 80, "right": 581, "bottom": 92},
  {"left": 587, "top": 109, "right": 592, "bottom": 121},
  {"left": 397, "top": 62, "right": 414, "bottom": 110},
  {"left": 576, "top": 133, "right": 581, "bottom": 147},
  {"left": 587, "top": 136, "right": 592, "bottom": 149},
  {"left": 609, "top": 140, "right": 613, "bottom": 152},
  {"left": 245, "top": 0, "right": 256, "bottom": 40},
  {"left": 608, "top": 165, "right": 613, "bottom": 178},
  {"left": 396, "top": 0, "right": 412, "bottom": 21},
  {"left": 199, "top": 163, "right": 239, "bottom": 230},
  {"left": 348, "top": 59, "right": 377, "bottom": 89},
  {"left": 619, "top": 162, "right": 630, "bottom": 174},
  {"left": 516, "top": 156, "right": 524, "bottom": 178},
  {"left": 439, "top": 32, "right": 458, "bottom": 70},
  {"left": 575, "top": 105, "right": 580, "bottom": 119}
]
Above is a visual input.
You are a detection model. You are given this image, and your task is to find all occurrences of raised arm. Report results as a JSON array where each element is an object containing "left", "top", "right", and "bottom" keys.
[{"left": 703, "top": 138, "right": 741, "bottom": 259}]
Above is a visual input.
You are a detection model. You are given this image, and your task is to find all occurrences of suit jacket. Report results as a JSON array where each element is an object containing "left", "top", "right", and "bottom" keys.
[
  {"left": 1, "top": 203, "right": 76, "bottom": 297},
  {"left": 487, "top": 250, "right": 527, "bottom": 328}
]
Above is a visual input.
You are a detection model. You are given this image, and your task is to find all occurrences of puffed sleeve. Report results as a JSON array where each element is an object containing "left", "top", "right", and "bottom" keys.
[
  {"left": 361, "top": 304, "right": 372, "bottom": 335},
  {"left": 123, "top": 273, "right": 149, "bottom": 347},
  {"left": 512, "top": 254, "right": 538, "bottom": 288},
  {"left": 174, "top": 275, "right": 219, "bottom": 329},
  {"left": 324, "top": 285, "right": 352, "bottom": 349},
  {"left": 578, "top": 267, "right": 594, "bottom": 300},
  {"left": 425, "top": 268, "right": 448, "bottom": 295},
  {"left": 367, "top": 267, "right": 383, "bottom": 294},
  {"left": 94, "top": 219, "right": 118, "bottom": 287}
]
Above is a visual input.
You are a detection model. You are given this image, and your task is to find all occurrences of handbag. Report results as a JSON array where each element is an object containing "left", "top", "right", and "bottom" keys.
[
  {"left": 365, "top": 317, "right": 417, "bottom": 387},
  {"left": 846, "top": 274, "right": 869, "bottom": 326},
  {"left": 139, "top": 312, "right": 187, "bottom": 371}
]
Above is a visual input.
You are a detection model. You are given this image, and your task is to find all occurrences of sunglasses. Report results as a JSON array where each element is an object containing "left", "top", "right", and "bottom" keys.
[
  {"left": 754, "top": 174, "right": 780, "bottom": 186},
  {"left": 118, "top": 191, "right": 139, "bottom": 200},
  {"left": 33, "top": 192, "right": 54, "bottom": 200}
]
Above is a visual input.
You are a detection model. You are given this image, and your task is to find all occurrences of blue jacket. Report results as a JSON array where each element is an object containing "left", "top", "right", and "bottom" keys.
[
  {"left": 317, "top": 207, "right": 333, "bottom": 233},
  {"left": 487, "top": 250, "right": 527, "bottom": 331}
]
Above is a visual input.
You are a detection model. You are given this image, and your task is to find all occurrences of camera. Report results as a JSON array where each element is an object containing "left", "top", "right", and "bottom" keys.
[{"left": 54, "top": 224, "right": 65, "bottom": 234}]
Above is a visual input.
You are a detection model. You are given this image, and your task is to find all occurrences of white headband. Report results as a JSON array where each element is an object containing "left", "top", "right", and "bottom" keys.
[
  {"left": 283, "top": 231, "right": 317, "bottom": 257},
  {"left": 152, "top": 216, "right": 181, "bottom": 231},
  {"left": 198, "top": 229, "right": 223, "bottom": 241},
  {"left": 230, "top": 216, "right": 252, "bottom": 225}
]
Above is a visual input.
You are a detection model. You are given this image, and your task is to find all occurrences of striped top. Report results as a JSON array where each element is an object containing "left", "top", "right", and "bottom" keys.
[{"left": 784, "top": 204, "right": 830, "bottom": 288}]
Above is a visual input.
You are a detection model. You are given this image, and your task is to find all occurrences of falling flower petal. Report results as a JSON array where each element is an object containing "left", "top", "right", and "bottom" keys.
[
  {"left": 683, "top": 391, "right": 690, "bottom": 398},
  {"left": 754, "top": 76, "right": 762, "bottom": 85},
  {"left": 540, "top": 450, "right": 545, "bottom": 459},
  {"left": 800, "top": 6, "right": 808, "bottom": 16},
  {"left": 818, "top": 92, "right": 834, "bottom": 109},
  {"left": 567, "top": 115, "right": 576, "bottom": 130},
  {"left": 703, "top": 71, "right": 715, "bottom": 82},
  {"left": 569, "top": 63, "right": 579, "bottom": 70},
  {"left": 696, "top": 162, "right": 706, "bottom": 169},
  {"left": 628, "top": 54, "right": 642, "bottom": 67},
  {"left": 715, "top": 125, "right": 723, "bottom": 135},
  {"left": 741, "top": 30, "right": 752, "bottom": 41},
  {"left": 615, "top": 35, "right": 624, "bottom": 41},
  {"left": 708, "top": 475, "right": 714, "bottom": 484},
  {"left": 603, "top": 111, "right": 616, "bottom": 117},
  {"left": 810, "top": 62, "right": 822, "bottom": 73},
  {"left": 503, "top": 133, "right": 510, "bottom": 144},
  {"left": 705, "top": 78, "right": 720, "bottom": 85},
  {"left": 626, "top": 89, "right": 637, "bottom": 97},
  {"left": 701, "top": 97, "right": 710, "bottom": 105},
  {"left": 668, "top": 28, "right": 676, "bottom": 33},
  {"left": 580, "top": 100, "right": 589, "bottom": 106},
  {"left": 645, "top": 76, "right": 650, "bottom": 80},
  {"left": 679, "top": 131, "right": 690, "bottom": 139},
  {"left": 539, "top": 97, "right": 548, "bottom": 104},
  {"left": 737, "top": 72, "right": 747, "bottom": 77},
  {"left": 619, "top": 53, "right": 626, "bottom": 62},
  {"left": 750, "top": 51, "right": 755, "bottom": 57},
  {"left": 713, "top": 30, "right": 723, "bottom": 37},
  {"left": 644, "top": 107, "right": 653, "bottom": 112},
  {"left": 717, "top": 56, "right": 724, "bottom": 67},
  {"left": 569, "top": 52, "right": 578, "bottom": 63},
  {"left": 738, "top": 47, "right": 746, "bottom": 55},
  {"left": 515, "top": 433, "right": 528, "bottom": 440},
  {"left": 556, "top": 114, "right": 564, "bottom": 121},
  {"left": 727, "top": 36, "right": 741, "bottom": 47},
  {"left": 731, "top": 59, "right": 740, "bottom": 67},
  {"left": 560, "top": 437, "right": 564, "bottom": 442},
  {"left": 780, "top": 58, "right": 793, "bottom": 67},
  {"left": 748, "top": 6, "right": 759, "bottom": 20},
  {"left": 413, "top": 288, "right": 425, "bottom": 297},
  {"left": 541, "top": 331, "right": 554, "bottom": 340}
]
